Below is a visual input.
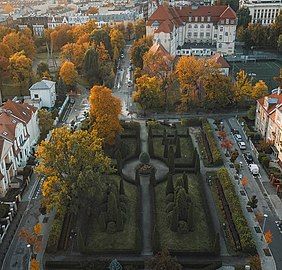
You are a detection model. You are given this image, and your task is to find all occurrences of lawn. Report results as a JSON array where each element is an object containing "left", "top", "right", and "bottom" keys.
[
  {"left": 231, "top": 60, "right": 281, "bottom": 90},
  {"left": 80, "top": 175, "right": 139, "bottom": 252},
  {"left": 155, "top": 174, "right": 214, "bottom": 252}
]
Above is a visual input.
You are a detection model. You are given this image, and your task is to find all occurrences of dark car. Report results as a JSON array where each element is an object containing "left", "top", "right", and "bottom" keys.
[
  {"left": 244, "top": 152, "right": 254, "bottom": 164},
  {"left": 231, "top": 129, "right": 239, "bottom": 135}
]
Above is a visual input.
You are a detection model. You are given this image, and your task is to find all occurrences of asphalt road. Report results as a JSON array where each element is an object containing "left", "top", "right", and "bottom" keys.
[{"left": 223, "top": 117, "right": 282, "bottom": 269}]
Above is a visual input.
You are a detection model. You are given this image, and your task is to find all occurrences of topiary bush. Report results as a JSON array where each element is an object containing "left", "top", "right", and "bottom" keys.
[
  {"left": 165, "top": 193, "right": 174, "bottom": 203},
  {"left": 107, "top": 221, "right": 117, "bottom": 234},
  {"left": 139, "top": 152, "right": 150, "bottom": 164},
  {"left": 178, "top": 221, "right": 189, "bottom": 234},
  {"left": 166, "top": 202, "right": 175, "bottom": 213}
]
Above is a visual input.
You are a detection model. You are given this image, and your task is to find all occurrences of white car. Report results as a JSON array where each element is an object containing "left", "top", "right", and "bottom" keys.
[
  {"left": 234, "top": 134, "right": 242, "bottom": 141},
  {"left": 249, "top": 164, "right": 259, "bottom": 175},
  {"left": 238, "top": 141, "right": 246, "bottom": 150}
]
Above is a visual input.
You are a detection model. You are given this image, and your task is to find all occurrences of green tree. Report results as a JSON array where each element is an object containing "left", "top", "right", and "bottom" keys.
[
  {"left": 130, "top": 36, "right": 152, "bottom": 69},
  {"left": 237, "top": 7, "right": 251, "bottom": 27},
  {"left": 83, "top": 48, "right": 100, "bottom": 85},
  {"left": 38, "top": 109, "right": 54, "bottom": 141},
  {"left": 91, "top": 28, "right": 112, "bottom": 58},
  {"left": 166, "top": 174, "right": 174, "bottom": 195},
  {"left": 168, "top": 145, "right": 175, "bottom": 173},
  {"left": 247, "top": 195, "right": 258, "bottom": 210},
  {"left": 36, "top": 62, "right": 50, "bottom": 79},
  {"left": 176, "top": 187, "right": 188, "bottom": 221},
  {"left": 107, "top": 191, "right": 118, "bottom": 223},
  {"left": 133, "top": 19, "right": 146, "bottom": 39}
]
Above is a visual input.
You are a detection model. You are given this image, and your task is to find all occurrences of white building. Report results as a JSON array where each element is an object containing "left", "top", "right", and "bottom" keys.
[
  {"left": 255, "top": 89, "right": 282, "bottom": 165},
  {"left": 146, "top": 4, "right": 237, "bottom": 56},
  {"left": 29, "top": 80, "right": 56, "bottom": 109},
  {"left": 239, "top": 0, "right": 282, "bottom": 25},
  {"left": 0, "top": 100, "right": 39, "bottom": 197}
]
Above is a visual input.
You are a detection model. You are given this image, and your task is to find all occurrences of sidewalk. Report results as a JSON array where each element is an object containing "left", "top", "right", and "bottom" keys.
[{"left": 208, "top": 118, "right": 277, "bottom": 270}]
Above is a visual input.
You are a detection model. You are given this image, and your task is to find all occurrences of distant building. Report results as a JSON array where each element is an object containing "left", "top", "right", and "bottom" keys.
[
  {"left": 255, "top": 89, "right": 282, "bottom": 165},
  {"left": 239, "top": 0, "right": 282, "bottom": 25},
  {"left": 146, "top": 4, "right": 237, "bottom": 56},
  {"left": 29, "top": 80, "right": 56, "bottom": 109}
]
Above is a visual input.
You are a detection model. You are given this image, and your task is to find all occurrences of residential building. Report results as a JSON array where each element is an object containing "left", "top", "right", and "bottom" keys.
[
  {"left": 146, "top": 4, "right": 237, "bottom": 56},
  {"left": 210, "top": 52, "right": 230, "bottom": 76},
  {"left": 239, "top": 0, "right": 282, "bottom": 25},
  {"left": 255, "top": 89, "right": 282, "bottom": 164},
  {"left": 29, "top": 80, "right": 56, "bottom": 109},
  {"left": 0, "top": 100, "right": 39, "bottom": 197}
]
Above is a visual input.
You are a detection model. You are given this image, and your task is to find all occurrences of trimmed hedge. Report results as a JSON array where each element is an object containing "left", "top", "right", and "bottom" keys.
[
  {"left": 46, "top": 213, "right": 64, "bottom": 253},
  {"left": 217, "top": 168, "right": 256, "bottom": 255},
  {"left": 202, "top": 121, "right": 223, "bottom": 166}
]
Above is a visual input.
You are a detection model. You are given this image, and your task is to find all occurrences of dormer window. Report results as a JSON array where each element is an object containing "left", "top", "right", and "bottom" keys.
[
  {"left": 3, "top": 131, "right": 8, "bottom": 136},
  {"left": 207, "top": 16, "right": 211, "bottom": 22},
  {"left": 23, "top": 112, "right": 27, "bottom": 115},
  {"left": 188, "top": 17, "right": 191, "bottom": 22},
  {"left": 226, "top": 19, "right": 229, "bottom": 24},
  {"left": 152, "top": 20, "right": 159, "bottom": 27},
  {"left": 195, "top": 17, "right": 198, "bottom": 22},
  {"left": 12, "top": 119, "right": 16, "bottom": 124},
  {"left": 201, "top": 17, "right": 204, "bottom": 22}
]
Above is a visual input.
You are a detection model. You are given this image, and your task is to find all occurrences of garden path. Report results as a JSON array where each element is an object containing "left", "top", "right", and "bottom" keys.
[{"left": 139, "top": 122, "right": 153, "bottom": 256}]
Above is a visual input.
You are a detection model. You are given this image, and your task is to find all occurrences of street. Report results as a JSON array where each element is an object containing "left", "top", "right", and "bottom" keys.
[{"left": 220, "top": 117, "right": 282, "bottom": 269}]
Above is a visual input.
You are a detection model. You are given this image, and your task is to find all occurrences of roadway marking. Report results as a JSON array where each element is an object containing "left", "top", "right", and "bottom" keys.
[{"left": 275, "top": 221, "right": 282, "bottom": 233}]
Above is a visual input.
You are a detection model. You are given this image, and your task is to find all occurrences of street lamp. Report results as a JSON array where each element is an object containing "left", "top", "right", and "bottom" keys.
[{"left": 261, "top": 214, "right": 268, "bottom": 240}]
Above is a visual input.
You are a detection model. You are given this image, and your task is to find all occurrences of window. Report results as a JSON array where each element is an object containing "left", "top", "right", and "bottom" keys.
[
  {"left": 226, "top": 19, "right": 229, "bottom": 24},
  {"left": 220, "top": 27, "right": 223, "bottom": 31},
  {"left": 225, "top": 32, "right": 228, "bottom": 36},
  {"left": 207, "top": 16, "right": 210, "bottom": 22},
  {"left": 194, "top": 24, "right": 198, "bottom": 28},
  {"left": 189, "top": 17, "right": 192, "bottom": 22},
  {"left": 200, "top": 24, "right": 204, "bottom": 28},
  {"left": 206, "top": 32, "right": 210, "bottom": 37},
  {"left": 195, "top": 17, "right": 198, "bottom": 22},
  {"left": 207, "top": 24, "right": 211, "bottom": 28},
  {"left": 188, "top": 24, "right": 192, "bottom": 28},
  {"left": 188, "top": 32, "right": 192, "bottom": 37},
  {"left": 214, "top": 34, "right": 217, "bottom": 38},
  {"left": 219, "top": 35, "right": 222, "bottom": 40},
  {"left": 215, "top": 25, "right": 218, "bottom": 30},
  {"left": 193, "top": 32, "right": 198, "bottom": 37},
  {"left": 218, "top": 43, "right": 222, "bottom": 48},
  {"left": 200, "top": 32, "right": 204, "bottom": 37},
  {"left": 201, "top": 16, "right": 204, "bottom": 22},
  {"left": 34, "top": 94, "right": 39, "bottom": 98}
]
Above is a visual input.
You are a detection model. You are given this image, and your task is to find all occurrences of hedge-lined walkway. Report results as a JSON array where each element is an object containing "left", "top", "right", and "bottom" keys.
[{"left": 139, "top": 122, "right": 153, "bottom": 255}]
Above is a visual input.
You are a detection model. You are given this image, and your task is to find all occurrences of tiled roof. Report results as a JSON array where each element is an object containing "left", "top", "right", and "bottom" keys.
[
  {"left": 257, "top": 94, "right": 282, "bottom": 114},
  {"left": 1, "top": 100, "right": 37, "bottom": 123},
  {"left": 147, "top": 5, "right": 236, "bottom": 34},
  {"left": 0, "top": 113, "right": 19, "bottom": 142},
  {"left": 29, "top": 80, "right": 55, "bottom": 91},
  {"left": 210, "top": 53, "right": 230, "bottom": 68}
]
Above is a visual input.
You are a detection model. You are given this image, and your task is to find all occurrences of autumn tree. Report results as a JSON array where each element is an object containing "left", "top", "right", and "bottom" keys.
[
  {"left": 38, "top": 109, "right": 54, "bottom": 141},
  {"left": 264, "top": 230, "right": 273, "bottom": 244},
  {"left": 59, "top": 61, "right": 78, "bottom": 88},
  {"left": 89, "top": 85, "right": 122, "bottom": 145},
  {"left": 175, "top": 56, "right": 219, "bottom": 108},
  {"left": 221, "top": 138, "right": 233, "bottom": 154},
  {"left": 133, "top": 74, "right": 163, "bottom": 112},
  {"left": 30, "top": 259, "right": 40, "bottom": 270},
  {"left": 130, "top": 36, "right": 153, "bottom": 69},
  {"left": 0, "top": 42, "right": 12, "bottom": 58},
  {"left": 252, "top": 80, "right": 268, "bottom": 100},
  {"left": 91, "top": 28, "right": 112, "bottom": 58},
  {"left": 241, "top": 176, "right": 248, "bottom": 191},
  {"left": 237, "top": 7, "right": 251, "bottom": 27},
  {"left": 36, "top": 62, "right": 50, "bottom": 79},
  {"left": 0, "top": 56, "right": 10, "bottom": 102},
  {"left": 60, "top": 42, "right": 89, "bottom": 69},
  {"left": 110, "top": 28, "right": 125, "bottom": 62},
  {"left": 233, "top": 70, "right": 253, "bottom": 103},
  {"left": 133, "top": 19, "right": 146, "bottom": 39},
  {"left": 36, "top": 127, "right": 112, "bottom": 214},
  {"left": 202, "top": 72, "right": 233, "bottom": 109},
  {"left": 9, "top": 51, "right": 33, "bottom": 86},
  {"left": 3, "top": 3, "right": 14, "bottom": 13},
  {"left": 87, "top": 6, "right": 99, "bottom": 14},
  {"left": 49, "top": 25, "right": 73, "bottom": 51},
  {"left": 147, "top": 249, "right": 182, "bottom": 270}
]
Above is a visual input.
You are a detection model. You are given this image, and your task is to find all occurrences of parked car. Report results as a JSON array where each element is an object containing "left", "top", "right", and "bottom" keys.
[
  {"left": 234, "top": 134, "right": 243, "bottom": 141},
  {"left": 231, "top": 129, "right": 239, "bottom": 134},
  {"left": 238, "top": 141, "right": 247, "bottom": 150},
  {"left": 127, "top": 80, "right": 133, "bottom": 87},
  {"left": 249, "top": 164, "right": 259, "bottom": 175},
  {"left": 244, "top": 152, "right": 254, "bottom": 164}
]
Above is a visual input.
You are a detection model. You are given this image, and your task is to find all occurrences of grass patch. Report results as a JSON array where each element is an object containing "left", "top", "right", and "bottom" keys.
[
  {"left": 80, "top": 175, "right": 138, "bottom": 252},
  {"left": 155, "top": 174, "right": 214, "bottom": 252}
]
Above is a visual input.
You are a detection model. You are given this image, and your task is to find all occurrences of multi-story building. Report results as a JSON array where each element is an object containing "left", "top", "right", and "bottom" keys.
[
  {"left": 146, "top": 4, "right": 237, "bottom": 56},
  {"left": 239, "top": 0, "right": 282, "bottom": 25},
  {"left": 0, "top": 100, "right": 39, "bottom": 197},
  {"left": 255, "top": 89, "right": 282, "bottom": 165}
]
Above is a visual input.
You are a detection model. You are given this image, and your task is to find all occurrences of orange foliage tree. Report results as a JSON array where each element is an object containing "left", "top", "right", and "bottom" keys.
[
  {"left": 89, "top": 85, "right": 122, "bottom": 145},
  {"left": 30, "top": 259, "right": 40, "bottom": 270},
  {"left": 241, "top": 176, "right": 248, "bottom": 189},
  {"left": 9, "top": 51, "right": 33, "bottom": 86},
  {"left": 59, "top": 61, "right": 78, "bottom": 87},
  {"left": 264, "top": 230, "right": 273, "bottom": 244}
]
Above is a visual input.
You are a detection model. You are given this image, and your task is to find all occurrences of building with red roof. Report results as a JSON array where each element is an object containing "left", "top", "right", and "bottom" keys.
[{"left": 146, "top": 4, "right": 237, "bottom": 56}]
